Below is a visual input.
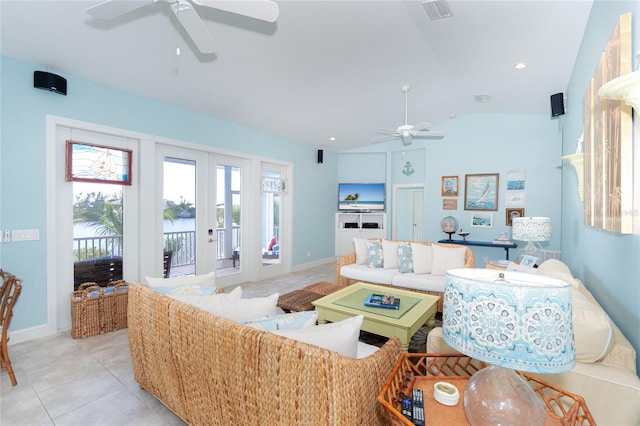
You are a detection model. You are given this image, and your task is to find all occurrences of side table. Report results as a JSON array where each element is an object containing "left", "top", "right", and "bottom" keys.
[{"left": 378, "top": 354, "right": 595, "bottom": 425}]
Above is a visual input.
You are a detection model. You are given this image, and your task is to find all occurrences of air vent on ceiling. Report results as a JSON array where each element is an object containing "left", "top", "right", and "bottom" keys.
[
  {"left": 422, "top": 0, "right": 453, "bottom": 20},
  {"left": 474, "top": 94, "right": 491, "bottom": 103}
]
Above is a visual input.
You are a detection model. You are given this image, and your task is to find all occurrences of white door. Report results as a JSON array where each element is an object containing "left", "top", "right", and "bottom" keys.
[
  {"left": 158, "top": 146, "right": 216, "bottom": 277},
  {"left": 392, "top": 184, "right": 424, "bottom": 241}
]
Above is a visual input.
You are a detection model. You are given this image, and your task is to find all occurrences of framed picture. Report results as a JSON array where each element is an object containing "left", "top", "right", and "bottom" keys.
[
  {"left": 505, "top": 190, "right": 526, "bottom": 207},
  {"left": 471, "top": 212, "right": 493, "bottom": 228},
  {"left": 506, "top": 208, "right": 525, "bottom": 226},
  {"left": 464, "top": 173, "right": 499, "bottom": 210},
  {"left": 443, "top": 199, "right": 457, "bottom": 210},
  {"left": 521, "top": 255, "right": 538, "bottom": 268},
  {"left": 65, "top": 140, "right": 132, "bottom": 185},
  {"left": 441, "top": 176, "right": 458, "bottom": 196}
]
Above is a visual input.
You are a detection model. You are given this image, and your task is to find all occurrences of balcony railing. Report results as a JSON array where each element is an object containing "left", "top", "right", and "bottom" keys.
[{"left": 73, "top": 226, "right": 240, "bottom": 270}]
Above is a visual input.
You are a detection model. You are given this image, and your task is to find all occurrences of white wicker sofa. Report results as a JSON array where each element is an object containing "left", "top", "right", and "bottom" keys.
[
  {"left": 426, "top": 259, "right": 640, "bottom": 425},
  {"left": 336, "top": 239, "right": 475, "bottom": 311}
]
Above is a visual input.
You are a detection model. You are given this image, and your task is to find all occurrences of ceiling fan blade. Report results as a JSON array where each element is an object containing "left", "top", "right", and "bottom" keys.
[
  {"left": 372, "top": 135, "right": 399, "bottom": 143},
  {"left": 413, "top": 130, "right": 446, "bottom": 137},
  {"left": 86, "top": 0, "right": 155, "bottom": 19},
  {"left": 411, "top": 121, "right": 434, "bottom": 132},
  {"left": 172, "top": 1, "right": 216, "bottom": 54},
  {"left": 376, "top": 128, "right": 398, "bottom": 136},
  {"left": 196, "top": 0, "right": 279, "bottom": 22},
  {"left": 402, "top": 132, "right": 412, "bottom": 146}
]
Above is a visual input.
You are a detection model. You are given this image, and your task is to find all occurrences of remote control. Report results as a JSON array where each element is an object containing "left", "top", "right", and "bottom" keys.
[
  {"left": 401, "top": 394, "right": 413, "bottom": 422},
  {"left": 412, "top": 388, "right": 425, "bottom": 426}
]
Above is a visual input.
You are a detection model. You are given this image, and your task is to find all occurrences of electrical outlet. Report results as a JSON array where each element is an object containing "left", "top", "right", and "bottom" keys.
[
  {"left": 483, "top": 256, "right": 489, "bottom": 264},
  {"left": 306, "top": 251, "right": 311, "bottom": 257}
]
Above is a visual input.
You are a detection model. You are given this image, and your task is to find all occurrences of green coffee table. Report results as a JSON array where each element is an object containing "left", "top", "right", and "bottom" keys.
[{"left": 311, "top": 282, "right": 439, "bottom": 352}]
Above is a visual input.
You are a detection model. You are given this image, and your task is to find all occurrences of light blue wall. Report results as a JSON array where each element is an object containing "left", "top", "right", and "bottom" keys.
[
  {"left": 562, "top": 0, "right": 640, "bottom": 373},
  {"left": 0, "top": 56, "right": 337, "bottom": 332},
  {"left": 345, "top": 113, "right": 563, "bottom": 265}
]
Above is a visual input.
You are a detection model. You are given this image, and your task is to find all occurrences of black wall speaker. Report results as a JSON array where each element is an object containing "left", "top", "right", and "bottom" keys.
[
  {"left": 550, "top": 93, "right": 565, "bottom": 117},
  {"left": 317, "top": 149, "right": 324, "bottom": 164},
  {"left": 34, "top": 71, "right": 67, "bottom": 96}
]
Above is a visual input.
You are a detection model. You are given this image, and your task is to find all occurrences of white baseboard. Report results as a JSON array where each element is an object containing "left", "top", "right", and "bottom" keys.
[
  {"left": 292, "top": 257, "right": 335, "bottom": 272},
  {"left": 7, "top": 323, "right": 58, "bottom": 346}
]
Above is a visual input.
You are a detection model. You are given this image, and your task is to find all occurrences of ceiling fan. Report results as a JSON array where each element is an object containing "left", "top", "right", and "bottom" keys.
[
  {"left": 373, "top": 85, "right": 444, "bottom": 146},
  {"left": 86, "top": 0, "right": 279, "bottom": 54}
]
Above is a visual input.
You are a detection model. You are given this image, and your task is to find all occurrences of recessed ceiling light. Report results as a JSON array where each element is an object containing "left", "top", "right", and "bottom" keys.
[
  {"left": 329, "top": 136, "right": 337, "bottom": 141},
  {"left": 513, "top": 62, "right": 527, "bottom": 70}
]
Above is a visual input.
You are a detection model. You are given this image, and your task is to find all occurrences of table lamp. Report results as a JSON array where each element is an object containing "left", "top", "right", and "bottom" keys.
[
  {"left": 511, "top": 217, "right": 552, "bottom": 263},
  {"left": 443, "top": 268, "right": 575, "bottom": 426}
]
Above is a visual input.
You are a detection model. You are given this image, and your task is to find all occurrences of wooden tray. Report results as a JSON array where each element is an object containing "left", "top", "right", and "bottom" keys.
[{"left": 377, "top": 354, "right": 596, "bottom": 426}]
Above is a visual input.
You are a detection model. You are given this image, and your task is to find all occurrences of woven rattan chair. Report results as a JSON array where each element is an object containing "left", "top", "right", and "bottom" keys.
[{"left": 1, "top": 269, "right": 23, "bottom": 386}]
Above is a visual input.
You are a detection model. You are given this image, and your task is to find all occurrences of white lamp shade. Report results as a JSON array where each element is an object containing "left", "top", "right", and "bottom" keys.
[
  {"left": 443, "top": 268, "right": 575, "bottom": 374},
  {"left": 512, "top": 217, "right": 552, "bottom": 242}
]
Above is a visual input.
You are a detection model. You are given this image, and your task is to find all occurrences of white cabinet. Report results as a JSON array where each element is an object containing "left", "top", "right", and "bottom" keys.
[{"left": 335, "top": 213, "right": 386, "bottom": 256}]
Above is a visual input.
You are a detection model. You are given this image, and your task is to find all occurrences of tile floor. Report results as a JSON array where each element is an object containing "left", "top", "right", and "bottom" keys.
[{"left": 0, "top": 262, "right": 336, "bottom": 425}]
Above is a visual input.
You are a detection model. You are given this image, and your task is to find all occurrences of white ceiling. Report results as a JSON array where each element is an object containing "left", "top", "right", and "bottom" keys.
[{"left": 0, "top": 0, "right": 593, "bottom": 151}]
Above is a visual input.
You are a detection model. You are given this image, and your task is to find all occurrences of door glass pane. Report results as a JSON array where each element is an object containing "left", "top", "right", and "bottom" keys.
[
  {"left": 262, "top": 170, "right": 281, "bottom": 266},
  {"left": 72, "top": 182, "right": 123, "bottom": 289},
  {"left": 217, "top": 164, "right": 241, "bottom": 276},
  {"left": 163, "top": 157, "right": 196, "bottom": 277}
]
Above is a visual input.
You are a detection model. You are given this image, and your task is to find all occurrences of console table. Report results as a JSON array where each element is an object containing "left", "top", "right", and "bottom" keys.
[{"left": 438, "top": 239, "right": 517, "bottom": 260}]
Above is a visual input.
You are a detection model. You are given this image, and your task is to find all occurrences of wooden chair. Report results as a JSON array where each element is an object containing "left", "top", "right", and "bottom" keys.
[
  {"left": 163, "top": 251, "right": 173, "bottom": 278},
  {"left": 1, "top": 270, "right": 23, "bottom": 386}
]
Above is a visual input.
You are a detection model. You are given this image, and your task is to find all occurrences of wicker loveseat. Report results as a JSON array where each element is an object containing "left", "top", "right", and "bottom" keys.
[
  {"left": 336, "top": 239, "right": 475, "bottom": 311},
  {"left": 128, "top": 282, "right": 403, "bottom": 425}
]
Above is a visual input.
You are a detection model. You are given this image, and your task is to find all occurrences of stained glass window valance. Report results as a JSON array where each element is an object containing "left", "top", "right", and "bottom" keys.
[{"left": 66, "top": 140, "right": 132, "bottom": 185}]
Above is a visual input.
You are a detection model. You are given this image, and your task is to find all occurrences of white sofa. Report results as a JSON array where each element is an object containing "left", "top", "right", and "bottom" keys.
[
  {"left": 426, "top": 259, "right": 640, "bottom": 425},
  {"left": 336, "top": 239, "right": 476, "bottom": 311}
]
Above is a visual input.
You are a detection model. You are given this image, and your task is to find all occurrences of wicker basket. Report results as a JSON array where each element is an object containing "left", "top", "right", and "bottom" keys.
[
  {"left": 378, "top": 354, "right": 596, "bottom": 425},
  {"left": 71, "top": 281, "right": 129, "bottom": 339}
]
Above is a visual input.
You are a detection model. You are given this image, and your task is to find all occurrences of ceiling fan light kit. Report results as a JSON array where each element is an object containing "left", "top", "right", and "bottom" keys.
[
  {"left": 86, "top": 0, "right": 280, "bottom": 54},
  {"left": 372, "top": 84, "right": 445, "bottom": 146}
]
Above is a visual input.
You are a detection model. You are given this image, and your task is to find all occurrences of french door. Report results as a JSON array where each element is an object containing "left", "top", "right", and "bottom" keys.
[{"left": 157, "top": 145, "right": 250, "bottom": 286}]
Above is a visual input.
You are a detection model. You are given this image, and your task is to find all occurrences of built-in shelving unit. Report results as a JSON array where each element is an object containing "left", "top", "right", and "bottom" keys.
[{"left": 335, "top": 212, "right": 386, "bottom": 256}]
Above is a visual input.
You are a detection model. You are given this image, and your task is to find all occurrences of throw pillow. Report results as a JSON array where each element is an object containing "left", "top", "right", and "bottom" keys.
[
  {"left": 274, "top": 315, "right": 364, "bottom": 358},
  {"left": 353, "top": 237, "right": 368, "bottom": 264},
  {"left": 411, "top": 243, "right": 433, "bottom": 274},
  {"left": 382, "top": 240, "right": 400, "bottom": 269},
  {"left": 430, "top": 245, "right": 467, "bottom": 275},
  {"left": 240, "top": 311, "right": 318, "bottom": 331},
  {"left": 153, "top": 285, "right": 219, "bottom": 296},
  {"left": 366, "top": 240, "right": 384, "bottom": 268},
  {"left": 170, "top": 285, "right": 241, "bottom": 306},
  {"left": 571, "top": 288, "right": 614, "bottom": 363},
  {"left": 145, "top": 270, "right": 216, "bottom": 288},
  {"left": 398, "top": 243, "right": 414, "bottom": 273},
  {"left": 195, "top": 292, "right": 280, "bottom": 322}
]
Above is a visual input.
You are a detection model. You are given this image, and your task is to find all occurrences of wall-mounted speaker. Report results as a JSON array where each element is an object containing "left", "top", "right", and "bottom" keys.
[
  {"left": 550, "top": 92, "right": 565, "bottom": 117},
  {"left": 317, "top": 149, "right": 324, "bottom": 164},
  {"left": 34, "top": 71, "right": 67, "bottom": 96}
]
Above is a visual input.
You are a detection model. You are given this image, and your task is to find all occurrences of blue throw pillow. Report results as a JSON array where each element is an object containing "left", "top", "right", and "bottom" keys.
[
  {"left": 366, "top": 240, "right": 384, "bottom": 268},
  {"left": 398, "top": 243, "right": 414, "bottom": 273},
  {"left": 240, "top": 311, "right": 318, "bottom": 331}
]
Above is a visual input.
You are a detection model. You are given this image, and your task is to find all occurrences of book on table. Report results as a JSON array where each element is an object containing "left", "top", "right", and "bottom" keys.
[{"left": 365, "top": 294, "right": 401, "bottom": 309}]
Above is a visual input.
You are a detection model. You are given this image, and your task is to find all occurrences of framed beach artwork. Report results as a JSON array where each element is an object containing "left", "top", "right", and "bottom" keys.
[
  {"left": 471, "top": 212, "right": 493, "bottom": 228},
  {"left": 505, "top": 191, "right": 526, "bottom": 207},
  {"left": 464, "top": 173, "right": 498, "bottom": 211},
  {"left": 441, "top": 176, "right": 458, "bottom": 196},
  {"left": 443, "top": 199, "right": 457, "bottom": 210}
]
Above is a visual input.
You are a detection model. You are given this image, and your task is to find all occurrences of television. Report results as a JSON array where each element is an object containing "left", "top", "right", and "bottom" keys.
[{"left": 338, "top": 183, "right": 385, "bottom": 212}]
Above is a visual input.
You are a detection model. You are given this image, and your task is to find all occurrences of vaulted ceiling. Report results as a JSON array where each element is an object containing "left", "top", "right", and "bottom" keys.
[{"left": 0, "top": 1, "right": 593, "bottom": 151}]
